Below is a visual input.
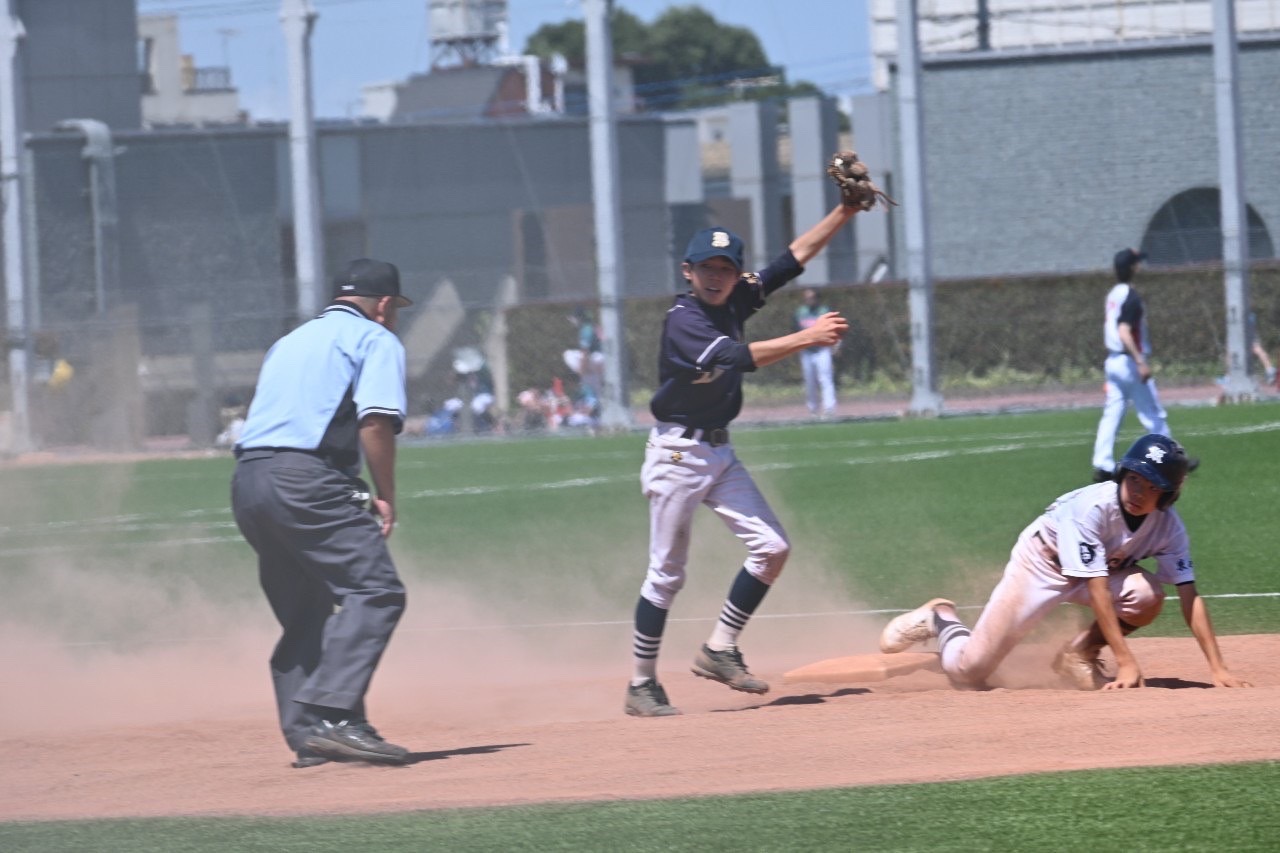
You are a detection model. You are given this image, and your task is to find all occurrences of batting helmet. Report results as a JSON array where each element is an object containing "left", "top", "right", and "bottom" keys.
[{"left": 1115, "top": 434, "right": 1189, "bottom": 509}]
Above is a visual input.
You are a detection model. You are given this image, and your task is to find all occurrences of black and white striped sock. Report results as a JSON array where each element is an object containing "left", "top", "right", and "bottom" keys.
[
  {"left": 933, "top": 611, "right": 971, "bottom": 650},
  {"left": 708, "top": 567, "right": 770, "bottom": 651},
  {"left": 631, "top": 596, "right": 668, "bottom": 686}
]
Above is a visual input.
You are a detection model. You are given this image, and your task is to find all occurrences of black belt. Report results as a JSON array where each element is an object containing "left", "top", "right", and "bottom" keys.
[
  {"left": 235, "top": 446, "right": 332, "bottom": 462},
  {"left": 681, "top": 427, "right": 730, "bottom": 446}
]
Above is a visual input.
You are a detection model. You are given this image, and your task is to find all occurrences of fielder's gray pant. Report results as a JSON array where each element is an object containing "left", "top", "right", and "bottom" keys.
[{"left": 231, "top": 449, "right": 406, "bottom": 752}]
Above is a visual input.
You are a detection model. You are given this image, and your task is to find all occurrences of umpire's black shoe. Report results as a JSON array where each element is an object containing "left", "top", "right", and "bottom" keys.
[
  {"left": 304, "top": 720, "right": 409, "bottom": 765},
  {"left": 1091, "top": 468, "right": 1114, "bottom": 483},
  {"left": 291, "top": 748, "right": 331, "bottom": 769}
]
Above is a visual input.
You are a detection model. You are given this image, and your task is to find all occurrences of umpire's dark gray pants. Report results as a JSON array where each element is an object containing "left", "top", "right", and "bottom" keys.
[{"left": 231, "top": 450, "right": 406, "bottom": 752}]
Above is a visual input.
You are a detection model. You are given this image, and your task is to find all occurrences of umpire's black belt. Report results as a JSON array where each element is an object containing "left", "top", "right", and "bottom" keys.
[
  {"left": 235, "top": 446, "right": 335, "bottom": 464},
  {"left": 681, "top": 426, "right": 730, "bottom": 446}
]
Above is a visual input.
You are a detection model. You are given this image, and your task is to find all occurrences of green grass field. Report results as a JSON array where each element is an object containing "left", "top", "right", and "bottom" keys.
[
  {"left": 2, "top": 761, "right": 1278, "bottom": 852},
  {"left": 3, "top": 401, "right": 1277, "bottom": 848}
]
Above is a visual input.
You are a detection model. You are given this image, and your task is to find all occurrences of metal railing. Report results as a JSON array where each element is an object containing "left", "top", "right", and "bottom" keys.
[{"left": 182, "top": 65, "right": 233, "bottom": 93}]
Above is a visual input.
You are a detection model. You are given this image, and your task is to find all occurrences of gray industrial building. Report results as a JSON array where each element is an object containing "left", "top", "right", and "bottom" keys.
[
  {"left": 13, "top": 0, "right": 141, "bottom": 132},
  {"left": 885, "top": 34, "right": 1280, "bottom": 279}
]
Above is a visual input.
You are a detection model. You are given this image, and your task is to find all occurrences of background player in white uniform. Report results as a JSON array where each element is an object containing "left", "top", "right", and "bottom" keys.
[
  {"left": 625, "top": 205, "right": 858, "bottom": 717},
  {"left": 795, "top": 288, "right": 839, "bottom": 417},
  {"left": 880, "top": 434, "right": 1251, "bottom": 691},
  {"left": 1091, "top": 248, "right": 1196, "bottom": 481}
]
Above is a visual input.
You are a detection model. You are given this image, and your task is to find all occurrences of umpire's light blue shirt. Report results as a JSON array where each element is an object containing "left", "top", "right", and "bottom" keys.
[{"left": 237, "top": 302, "right": 406, "bottom": 473}]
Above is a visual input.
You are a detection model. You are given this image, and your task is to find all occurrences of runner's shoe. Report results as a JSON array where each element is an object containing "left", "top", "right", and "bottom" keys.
[
  {"left": 879, "top": 598, "right": 955, "bottom": 653},
  {"left": 1052, "top": 645, "right": 1109, "bottom": 691}
]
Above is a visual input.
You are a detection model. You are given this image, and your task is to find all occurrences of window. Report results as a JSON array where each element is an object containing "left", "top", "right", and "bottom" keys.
[
  {"left": 138, "top": 37, "right": 155, "bottom": 94},
  {"left": 1141, "top": 188, "right": 1274, "bottom": 266}
]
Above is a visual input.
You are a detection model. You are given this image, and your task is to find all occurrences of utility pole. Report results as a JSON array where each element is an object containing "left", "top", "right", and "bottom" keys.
[
  {"left": 0, "top": 3, "right": 30, "bottom": 453},
  {"left": 1211, "top": 0, "right": 1254, "bottom": 401},
  {"left": 584, "top": 0, "right": 630, "bottom": 430},
  {"left": 896, "top": 0, "right": 943, "bottom": 416},
  {"left": 281, "top": 0, "right": 324, "bottom": 322}
]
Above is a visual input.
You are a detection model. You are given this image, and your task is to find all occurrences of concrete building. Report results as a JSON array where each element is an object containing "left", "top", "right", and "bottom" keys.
[
  {"left": 870, "top": 0, "right": 1280, "bottom": 87},
  {"left": 11, "top": 0, "right": 141, "bottom": 132},
  {"left": 362, "top": 62, "right": 559, "bottom": 123},
  {"left": 887, "top": 34, "right": 1280, "bottom": 279},
  {"left": 139, "top": 15, "right": 243, "bottom": 128}
]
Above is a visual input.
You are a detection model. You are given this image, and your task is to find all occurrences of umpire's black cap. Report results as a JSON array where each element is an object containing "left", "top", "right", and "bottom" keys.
[{"left": 333, "top": 258, "right": 412, "bottom": 306}]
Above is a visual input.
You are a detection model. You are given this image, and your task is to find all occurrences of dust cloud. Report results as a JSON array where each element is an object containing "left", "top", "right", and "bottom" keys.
[{"left": 2, "top": 538, "right": 894, "bottom": 736}]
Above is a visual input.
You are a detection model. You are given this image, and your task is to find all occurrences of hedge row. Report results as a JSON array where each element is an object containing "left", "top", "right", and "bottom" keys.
[{"left": 505, "top": 264, "right": 1280, "bottom": 403}]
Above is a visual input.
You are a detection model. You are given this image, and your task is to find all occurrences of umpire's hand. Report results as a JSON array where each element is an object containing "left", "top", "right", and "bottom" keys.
[{"left": 372, "top": 497, "right": 396, "bottom": 538}]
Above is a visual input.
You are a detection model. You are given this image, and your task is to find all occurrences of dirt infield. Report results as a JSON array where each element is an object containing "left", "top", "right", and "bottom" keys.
[{"left": 5, "top": 633, "right": 1276, "bottom": 822}]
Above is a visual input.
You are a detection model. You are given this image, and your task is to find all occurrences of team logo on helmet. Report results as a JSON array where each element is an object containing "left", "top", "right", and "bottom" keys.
[
  {"left": 712, "top": 231, "right": 731, "bottom": 248},
  {"left": 1146, "top": 445, "right": 1167, "bottom": 464},
  {"left": 1079, "top": 543, "right": 1098, "bottom": 564}
]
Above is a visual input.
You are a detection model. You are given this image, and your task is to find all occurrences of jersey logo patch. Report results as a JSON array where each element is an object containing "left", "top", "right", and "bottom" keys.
[
  {"left": 1079, "top": 543, "right": 1098, "bottom": 565},
  {"left": 1177, "top": 557, "right": 1193, "bottom": 573},
  {"left": 1146, "top": 445, "right": 1167, "bottom": 463},
  {"left": 692, "top": 368, "right": 724, "bottom": 384}
]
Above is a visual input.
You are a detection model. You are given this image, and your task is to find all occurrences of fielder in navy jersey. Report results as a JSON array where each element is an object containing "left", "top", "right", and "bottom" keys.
[{"left": 625, "top": 204, "right": 859, "bottom": 717}]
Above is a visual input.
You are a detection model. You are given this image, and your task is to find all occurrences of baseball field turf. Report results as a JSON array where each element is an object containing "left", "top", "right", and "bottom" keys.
[{"left": 2, "top": 400, "right": 1277, "bottom": 849}]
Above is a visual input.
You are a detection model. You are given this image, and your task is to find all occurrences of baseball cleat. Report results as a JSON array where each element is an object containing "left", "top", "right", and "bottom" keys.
[
  {"left": 1052, "top": 645, "right": 1109, "bottom": 691},
  {"left": 303, "top": 719, "right": 410, "bottom": 764},
  {"left": 691, "top": 644, "right": 770, "bottom": 694},
  {"left": 879, "top": 598, "right": 955, "bottom": 653},
  {"left": 625, "top": 678, "right": 682, "bottom": 717}
]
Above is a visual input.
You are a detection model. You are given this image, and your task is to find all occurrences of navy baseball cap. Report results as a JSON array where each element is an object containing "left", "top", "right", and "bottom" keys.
[
  {"left": 332, "top": 258, "right": 412, "bottom": 306},
  {"left": 1113, "top": 248, "right": 1147, "bottom": 280},
  {"left": 684, "top": 227, "right": 745, "bottom": 269}
]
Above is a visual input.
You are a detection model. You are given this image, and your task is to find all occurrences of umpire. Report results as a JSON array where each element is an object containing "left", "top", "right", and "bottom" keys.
[{"left": 232, "top": 258, "right": 413, "bottom": 768}]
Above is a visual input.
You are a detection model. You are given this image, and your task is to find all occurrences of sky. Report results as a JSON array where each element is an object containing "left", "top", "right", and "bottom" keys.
[{"left": 135, "top": 0, "right": 875, "bottom": 121}]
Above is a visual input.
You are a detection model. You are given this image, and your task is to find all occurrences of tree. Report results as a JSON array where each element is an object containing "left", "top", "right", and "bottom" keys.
[
  {"left": 524, "top": 7, "right": 649, "bottom": 69},
  {"left": 522, "top": 4, "right": 821, "bottom": 112}
]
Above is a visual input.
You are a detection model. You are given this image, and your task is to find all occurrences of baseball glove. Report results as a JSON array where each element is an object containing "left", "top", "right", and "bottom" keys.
[{"left": 826, "top": 150, "right": 896, "bottom": 211}]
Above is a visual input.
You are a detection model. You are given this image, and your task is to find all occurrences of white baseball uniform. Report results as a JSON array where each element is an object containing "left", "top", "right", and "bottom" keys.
[
  {"left": 795, "top": 301, "right": 836, "bottom": 415},
  {"left": 1092, "top": 283, "right": 1170, "bottom": 473},
  {"left": 938, "top": 481, "right": 1195, "bottom": 686}
]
